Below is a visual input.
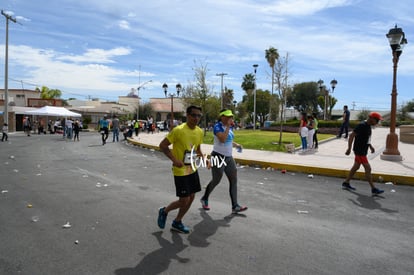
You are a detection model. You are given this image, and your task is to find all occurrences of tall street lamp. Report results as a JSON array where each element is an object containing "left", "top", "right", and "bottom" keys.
[
  {"left": 135, "top": 80, "right": 152, "bottom": 120},
  {"left": 329, "top": 79, "right": 338, "bottom": 120},
  {"left": 253, "top": 64, "right": 258, "bottom": 131},
  {"left": 216, "top": 73, "right": 227, "bottom": 109},
  {"left": 163, "top": 83, "right": 181, "bottom": 130},
  {"left": 317, "top": 79, "right": 326, "bottom": 120},
  {"left": 381, "top": 25, "right": 407, "bottom": 161}
]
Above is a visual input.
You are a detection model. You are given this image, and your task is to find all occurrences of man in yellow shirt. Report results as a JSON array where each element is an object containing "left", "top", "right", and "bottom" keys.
[{"left": 158, "top": 105, "right": 204, "bottom": 233}]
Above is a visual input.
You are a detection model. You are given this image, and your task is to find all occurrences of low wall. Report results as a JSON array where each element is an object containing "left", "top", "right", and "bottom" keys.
[{"left": 400, "top": 125, "right": 414, "bottom": 144}]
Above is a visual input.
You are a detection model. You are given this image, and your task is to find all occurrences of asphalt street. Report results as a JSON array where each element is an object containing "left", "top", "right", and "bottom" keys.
[{"left": 1, "top": 132, "right": 413, "bottom": 275}]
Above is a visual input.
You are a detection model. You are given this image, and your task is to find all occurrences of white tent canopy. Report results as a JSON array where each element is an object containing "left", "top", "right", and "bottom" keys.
[{"left": 25, "top": 106, "right": 81, "bottom": 117}]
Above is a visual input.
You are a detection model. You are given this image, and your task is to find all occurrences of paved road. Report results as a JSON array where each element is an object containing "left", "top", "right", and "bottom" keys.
[{"left": 1, "top": 132, "right": 413, "bottom": 274}]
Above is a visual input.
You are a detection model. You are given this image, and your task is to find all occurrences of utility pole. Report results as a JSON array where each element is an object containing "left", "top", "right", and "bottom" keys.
[
  {"left": 2, "top": 10, "right": 17, "bottom": 125},
  {"left": 216, "top": 73, "right": 227, "bottom": 109},
  {"left": 136, "top": 80, "right": 152, "bottom": 120}
]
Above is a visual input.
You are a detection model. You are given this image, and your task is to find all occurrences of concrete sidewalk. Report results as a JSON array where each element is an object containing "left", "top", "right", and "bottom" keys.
[{"left": 128, "top": 127, "right": 414, "bottom": 186}]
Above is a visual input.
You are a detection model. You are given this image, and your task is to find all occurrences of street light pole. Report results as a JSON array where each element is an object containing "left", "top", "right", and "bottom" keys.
[
  {"left": 253, "top": 64, "right": 258, "bottom": 131},
  {"left": 216, "top": 73, "right": 227, "bottom": 109},
  {"left": 381, "top": 25, "right": 407, "bottom": 161},
  {"left": 135, "top": 80, "right": 152, "bottom": 120},
  {"left": 1, "top": 10, "right": 17, "bottom": 125},
  {"left": 317, "top": 79, "right": 325, "bottom": 120},
  {"left": 163, "top": 83, "right": 181, "bottom": 130}
]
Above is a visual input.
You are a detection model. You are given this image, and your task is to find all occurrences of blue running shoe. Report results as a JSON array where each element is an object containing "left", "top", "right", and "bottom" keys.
[
  {"left": 372, "top": 188, "right": 384, "bottom": 196},
  {"left": 157, "top": 207, "right": 167, "bottom": 229},
  {"left": 342, "top": 182, "right": 356, "bottom": 191},
  {"left": 171, "top": 220, "right": 190, "bottom": 234}
]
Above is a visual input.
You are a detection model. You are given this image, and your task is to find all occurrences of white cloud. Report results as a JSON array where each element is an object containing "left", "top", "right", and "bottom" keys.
[
  {"left": 57, "top": 47, "right": 132, "bottom": 64},
  {"left": 118, "top": 20, "right": 130, "bottom": 30}
]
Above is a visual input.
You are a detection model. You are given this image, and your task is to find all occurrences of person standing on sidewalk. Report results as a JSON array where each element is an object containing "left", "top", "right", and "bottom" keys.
[
  {"left": 157, "top": 105, "right": 204, "bottom": 234},
  {"left": 312, "top": 113, "right": 319, "bottom": 149},
  {"left": 200, "top": 109, "right": 247, "bottom": 214},
  {"left": 337, "top": 105, "right": 350, "bottom": 138},
  {"left": 133, "top": 120, "right": 140, "bottom": 136},
  {"left": 342, "top": 112, "right": 384, "bottom": 195},
  {"left": 299, "top": 112, "right": 308, "bottom": 152},
  {"left": 306, "top": 115, "right": 315, "bottom": 150}
]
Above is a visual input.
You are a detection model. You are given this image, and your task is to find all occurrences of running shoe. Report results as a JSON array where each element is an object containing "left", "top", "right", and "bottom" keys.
[
  {"left": 157, "top": 207, "right": 167, "bottom": 229},
  {"left": 372, "top": 188, "right": 384, "bottom": 195},
  {"left": 342, "top": 182, "right": 356, "bottom": 191},
  {"left": 171, "top": 220, "right": 190, "bottom": 234},
  {"left": 232, "top": 205, "right": 248, "bottom": 214},
  {"left": 200, "top": 198, "right": 210, "bottom": 210}
]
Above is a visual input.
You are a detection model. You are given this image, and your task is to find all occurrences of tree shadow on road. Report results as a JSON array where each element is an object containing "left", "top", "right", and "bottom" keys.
[
  {"left": 114, "top": 231, "right": 189, "bottom": 275},
  {"left": 346, "top": 190, "right": 399, "bottom": 213}
]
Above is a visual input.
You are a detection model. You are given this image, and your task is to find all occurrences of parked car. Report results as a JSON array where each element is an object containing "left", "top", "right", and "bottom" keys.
[
  {"left": 156, "top": 121, "right": 165, "bottom": 131},
  {"left": 245, "top": 123, "right": 260, "bottom": 129}
]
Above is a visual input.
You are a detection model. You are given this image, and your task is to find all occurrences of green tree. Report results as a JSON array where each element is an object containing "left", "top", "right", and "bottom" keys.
[
  {"left": 140, "top": 103, "right": 153, "bottom": 120},
  {"left": 240, "top": 88, "right": 272, "bottom": 126},
  {"left": 37, "top": 86, "right": 62, "bottom": 99},
  {"left": 265, "top": 47, "right": 279, "bottom": 119},
  {"left": 240, "top": 73, "right": 255, "bottom": 125},
  {"left": 222, "top": 87, "right": 235, "bottom": 109},
  {"left": 317, "top": 88, "right": 338, "bottom": 119},
  {"left": 181, "top": 60, "right": 218, "bottom": 133},
  {"left": 273, "top": 52, "right": 290, "bottom": 144},
  {"left": 241, "top": 73, "right": 255, "bottom": 94},
  {"left": 286, "top": 81, "right": 319, "bottom": 113},
  {"left": 402, "top": 100, "right": 414, "bottom": 113}
]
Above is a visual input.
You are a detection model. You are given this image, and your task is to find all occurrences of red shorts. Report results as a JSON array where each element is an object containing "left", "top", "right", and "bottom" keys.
[{"left": 355, "top": 155, "right": 369, "bottom": 164}]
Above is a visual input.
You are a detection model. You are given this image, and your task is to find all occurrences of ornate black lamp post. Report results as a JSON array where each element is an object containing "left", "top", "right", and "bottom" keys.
[
  {"left": 163, "top": 83, "right": 181, "bottom": 130},
  {"left": 329, "top": 79, "right": 338, "bottom": 119},
  {"left": 381, "top": 25, "right": 407, "bottom": 161}
]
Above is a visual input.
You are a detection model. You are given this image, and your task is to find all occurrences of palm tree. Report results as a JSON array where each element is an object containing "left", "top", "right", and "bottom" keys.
[
  {"left": 241, "top": 73, "right": 255, "bottom": 94},
  {"left": 265, "top": 47, "right": 279, "bottom": 119}
]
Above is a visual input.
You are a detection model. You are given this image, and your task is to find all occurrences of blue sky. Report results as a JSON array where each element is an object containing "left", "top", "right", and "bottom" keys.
[{"left": 1, "top": 0, "right": 413, "bottom": 111}]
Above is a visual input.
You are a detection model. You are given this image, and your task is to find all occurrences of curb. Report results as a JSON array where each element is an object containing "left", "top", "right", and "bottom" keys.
[{"left": 127, "top": 138, "right": 414, "bottom": 186}]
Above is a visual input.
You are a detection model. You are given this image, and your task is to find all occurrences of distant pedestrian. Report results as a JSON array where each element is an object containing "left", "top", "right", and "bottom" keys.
[
  {"left": 337, "top": 105, "right": 350, "bottom": 138},
  {"left": 66, "top": 118, "right": 73, "bottom": 140},
  {"left": 342, "top": 112, "right": 384, "bottom": 195},
  {"left": 134, "top": 120, "right": 140, "bottom": 136},
  {"left": 312, "top": 113, "right": 319, "bottom": 149},
  {"left": 99, "top": 115, "right": 109, "bottom": 145},
  {"left": 157, "top": 105, "right": 204, "bottom": 234},
  {"left": 147, "top": 115, "right": 154, "bottom": 134},
  {"left": 1, "top": 123, "right": 8, "bottom": 142},
  {"left": 299, "top": 112, "right": 308, "bottom": 151},
  {"left": 200, "top": 109, "right": 247, "bottom": 214},
  {"left": 112, "top": 115, "right": 120, "bottom": 142},
  {"left": 23, "top": 117, "right": 31, "bottom": 136},
  {"left": 73, "top": 119, "right": 81, "bottom": 141},
  {"left": 307, "top": 115, "right": 315, "bottom": 150}
]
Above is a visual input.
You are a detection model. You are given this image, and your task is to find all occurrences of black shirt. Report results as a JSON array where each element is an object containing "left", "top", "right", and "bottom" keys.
[{"left": 353, "top": 121, "right": 371, "bottom": 156}]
